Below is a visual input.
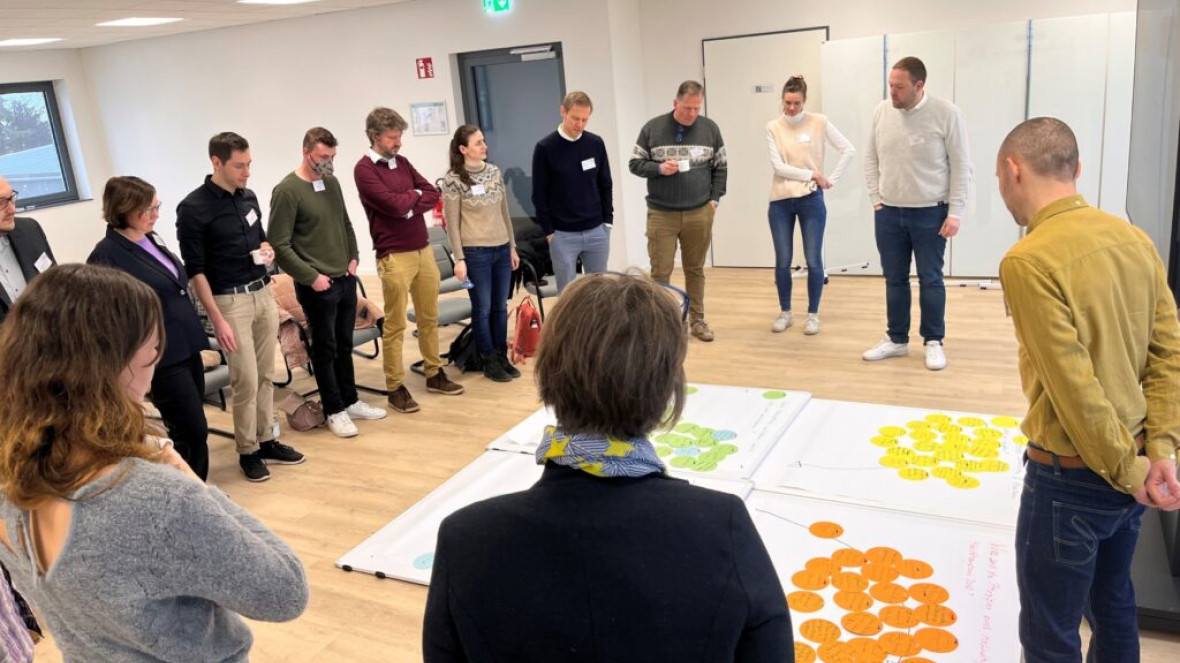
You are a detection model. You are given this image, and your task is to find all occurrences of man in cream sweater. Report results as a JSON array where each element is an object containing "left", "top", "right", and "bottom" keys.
[{"left": 863, "top": 57, "right": 971, "bottom": 371}]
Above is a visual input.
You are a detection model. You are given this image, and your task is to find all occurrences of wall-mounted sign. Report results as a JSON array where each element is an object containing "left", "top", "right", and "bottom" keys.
[
  {"left": 416, "top": 57, "right": 434, "bottom": 79},
  {"left": 483, "top": 0, "right": 511, "bottom": 14}
]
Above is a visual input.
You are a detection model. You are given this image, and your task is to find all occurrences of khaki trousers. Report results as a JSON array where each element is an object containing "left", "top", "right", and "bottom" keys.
[
  {"left": 377, "top": 247, "right": 442, "bottom": 390},
  {"left": 646, "top": 203, "right": 714, "bottom": 322},
  {"left": 213, "top": 285, "right": 280, "bottom": 454}
]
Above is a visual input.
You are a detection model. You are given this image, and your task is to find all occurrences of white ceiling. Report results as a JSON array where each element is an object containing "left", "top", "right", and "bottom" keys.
[{"left": 1, "top": 0, "right": 418, "bottom": 50}]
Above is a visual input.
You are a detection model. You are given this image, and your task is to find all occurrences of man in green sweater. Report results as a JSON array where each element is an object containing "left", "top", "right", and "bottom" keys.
[
  {"left": 269, "top": 127, "right": 387, "bottom": 438},
  {"left": 629, "top": 80, "right": 727, "bottom": 342}
]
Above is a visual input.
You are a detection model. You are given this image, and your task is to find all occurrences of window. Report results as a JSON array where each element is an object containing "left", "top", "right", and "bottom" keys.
[{"left": 0, "top": 81, "right": 78, "bottom": 209}]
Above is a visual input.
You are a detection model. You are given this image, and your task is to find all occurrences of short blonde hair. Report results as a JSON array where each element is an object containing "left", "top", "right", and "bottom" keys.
[{"left": 562, "top": 91, "right": 593, "bottom": 111}]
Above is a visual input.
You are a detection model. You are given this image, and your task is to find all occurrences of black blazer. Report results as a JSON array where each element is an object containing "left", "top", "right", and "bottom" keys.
[
  {"left": 423, "top": 464, "right": 793, "bottom": 663},
  {"left": 0, "top": 217, "right": 56, "bottom": 324},
  {"left": 87, "top": 228, "right": 208, "bottom": 367}
]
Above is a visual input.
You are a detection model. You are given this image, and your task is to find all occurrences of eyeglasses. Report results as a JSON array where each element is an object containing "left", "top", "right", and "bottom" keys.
[
  {"left": 597, "top": 271, "right": 691, "bottom": 322},
  {"left": 146, "top": 202, "right": 162, "bottom": 214},
  {"left": 0, "top": 191, "right": 18, "bottom": 208},
  {"left": 661, "top": 281, "right": 691, "bottom": 322}
]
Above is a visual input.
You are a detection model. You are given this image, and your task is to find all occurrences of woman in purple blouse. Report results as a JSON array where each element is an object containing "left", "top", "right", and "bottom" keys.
[{"left": 87, "top": 176, "right": 212, "bottom": 480}]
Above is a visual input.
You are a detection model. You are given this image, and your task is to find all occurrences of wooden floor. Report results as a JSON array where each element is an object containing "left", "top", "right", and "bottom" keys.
[{"left": 34, "top": 269, "right": 1180, "bottom": 661}]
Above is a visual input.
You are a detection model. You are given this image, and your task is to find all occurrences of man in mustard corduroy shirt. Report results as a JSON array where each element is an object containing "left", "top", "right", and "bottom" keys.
[{"left": 998, "top": 117, "right": 1180, "bottom": 662}]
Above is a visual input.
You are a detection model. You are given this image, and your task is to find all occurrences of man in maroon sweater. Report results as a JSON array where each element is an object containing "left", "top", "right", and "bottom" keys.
[{"left": 355, "top": 107, "right": 463, "bottom": 412}]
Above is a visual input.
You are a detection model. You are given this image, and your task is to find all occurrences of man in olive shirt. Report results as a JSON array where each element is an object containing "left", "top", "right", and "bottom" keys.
[
  {"left": 997, "top": 117, "right": 1180, "bottom": 662},
  {"left": 269, "top": 127, "right": 387, "bottom": 438}
]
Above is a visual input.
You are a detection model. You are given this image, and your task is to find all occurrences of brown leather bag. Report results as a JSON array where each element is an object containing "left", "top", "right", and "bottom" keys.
[{"left": 280, "top": 393, "right": 325, "bottom": 432}]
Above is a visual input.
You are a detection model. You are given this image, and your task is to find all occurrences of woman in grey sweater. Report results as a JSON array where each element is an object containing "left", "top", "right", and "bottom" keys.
[{"left": 0, "top": 264, "right": 308, "bottom": 662}]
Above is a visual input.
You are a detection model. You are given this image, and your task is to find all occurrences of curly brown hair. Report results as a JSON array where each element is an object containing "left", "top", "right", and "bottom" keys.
[{"left": 0, "top": 264, "right": 166, "bottom": 509}]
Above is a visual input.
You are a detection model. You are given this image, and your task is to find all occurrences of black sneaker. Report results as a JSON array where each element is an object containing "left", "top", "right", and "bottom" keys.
[
  {"left": 498, "top": 350, "right": 521, "bottom": 379},
  {"left": 239, "top": 452, "right": 271, "bottom": 482},
  {"left": 258, "top": 440, "right": 306, "bottom": 465},
  {"left": 481, "top": 351, "right": 512, "bottom": 382}
]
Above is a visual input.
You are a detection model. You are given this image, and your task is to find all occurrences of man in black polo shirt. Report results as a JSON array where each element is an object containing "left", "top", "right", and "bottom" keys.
[{"left": 178, "top": 132, "right": 305, "bottom": 482}]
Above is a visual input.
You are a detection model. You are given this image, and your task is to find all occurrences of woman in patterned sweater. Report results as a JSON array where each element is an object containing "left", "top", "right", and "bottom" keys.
[{"left": 443, "top": 125, "right": 520, "bottom": 383}]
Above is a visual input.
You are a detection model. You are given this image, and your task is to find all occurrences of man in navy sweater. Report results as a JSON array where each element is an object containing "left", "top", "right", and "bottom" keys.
[{"left": 531, "top": 91, "right": 613, "bottom": 292}]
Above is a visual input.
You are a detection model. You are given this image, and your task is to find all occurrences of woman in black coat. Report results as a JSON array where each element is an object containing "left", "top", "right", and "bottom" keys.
[
  {"left": 88, "top": 176, "right": 210, "bottom": 479},
  {"left": 423, "top": 272, "right": 793, "bottom": 662}
]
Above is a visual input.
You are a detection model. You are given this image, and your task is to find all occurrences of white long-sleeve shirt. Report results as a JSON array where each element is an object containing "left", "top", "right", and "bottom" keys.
[{"left": 864, "top": 93, "right": 972, "bottom": 218}]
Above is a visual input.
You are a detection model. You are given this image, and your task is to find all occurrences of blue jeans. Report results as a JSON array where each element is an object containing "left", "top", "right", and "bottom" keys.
[
  {"left": 1016, "top": 454, "right": 1145, "bottom": 663},
  {"left": 464, "top": 244, "right": 512, "bottom": 354},
  {"left": 874, "top": 204, "right": 947, "bottom": 344},
  {"left": 550, "top": 224, "right": 611, "bottom": 293},
  {"left": 768, "top": 191, "right": 826, "bottom": 314}
]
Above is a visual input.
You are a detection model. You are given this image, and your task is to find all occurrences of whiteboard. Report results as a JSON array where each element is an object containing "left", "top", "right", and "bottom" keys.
[
  {"left": 749, "top": 491, "right": 1021, "bottom": 663},
  {"left": 488, "top": 382, "right": 812, "bottom": 482},
  {"left": 820, "top": 36, "right": 885, "bottom": 275},
  {"left": 1100, "top": 12, "right": 1137, "bottom": 220},
  {"left": 1029, "top": 14, "right": 1110, "bottom": 205},
  {"left": 949, "top": 21, "right": 1027, "bottom": 277},
  {"left": 704, "top": 28, "right": 827, "bottom": 268},
  {"left": 751, "top": 398, "right": 1028, "bottom": 528}
]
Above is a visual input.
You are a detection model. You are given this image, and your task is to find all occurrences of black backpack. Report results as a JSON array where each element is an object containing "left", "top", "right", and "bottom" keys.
[{"left": 448, "top": 325, "right": 483, "bottom": 373}]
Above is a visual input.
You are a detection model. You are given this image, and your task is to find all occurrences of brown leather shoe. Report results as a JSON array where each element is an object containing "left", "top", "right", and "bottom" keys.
[
  {"left": 426, "top": 368, "right": 465, "bottom": 395},
  {"left": 387, "top": 385, "right": 421, "bottom": 413},
  {"left": 690, "top": 319, "right": 715, "bottom": 342}
]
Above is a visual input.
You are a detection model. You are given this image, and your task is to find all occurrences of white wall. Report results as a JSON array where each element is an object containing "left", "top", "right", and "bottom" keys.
[
  {"left": 76, "top": 0, "right": 637, "bottom": 274},
  {"left": 638, "top": 0, "right": 1135, "bottom": 120},
  {"left": 0, "top": 0, "right": 1142, "bottom": 270},
  {"left": 0, "top": 48, "right": 112, "bottom": 263}
]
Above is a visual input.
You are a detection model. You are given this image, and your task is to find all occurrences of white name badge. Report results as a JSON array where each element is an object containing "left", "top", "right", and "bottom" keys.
[
  {"left": 246, "top": 208, "right": 259, "bottom": 225},
  {"left": 313, "top": 179, "right": 327, "bottom": 193},
  {"left": 34, "top": 252, "right": 52, "bottom": 273},
  {"left": 581, "top": 158, "right": 596, "bottom": 171},
  {"left": 690, "top": 147, "right": 705, "bottom": 158},
  {"left": 471, "top": 184, "right": 487, "bottom": 196},
  {"left": 908, "top": 133, "right": 926, "bottom": 147},
  {"left": 797, "top": 133, "right": 811, "bottom": 144}
]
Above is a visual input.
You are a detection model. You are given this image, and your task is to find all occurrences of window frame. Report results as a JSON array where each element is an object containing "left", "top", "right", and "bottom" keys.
[{"left": 0, "top": 80, "right": 79, "bottom": 210}]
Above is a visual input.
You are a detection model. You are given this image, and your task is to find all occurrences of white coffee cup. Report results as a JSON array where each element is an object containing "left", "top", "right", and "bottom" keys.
[
  {"left": 678, "top": 159, "right": 691, "bottom": 173},
  {"left": 250, "top": 249, "right": 265, "bottom": 265}
]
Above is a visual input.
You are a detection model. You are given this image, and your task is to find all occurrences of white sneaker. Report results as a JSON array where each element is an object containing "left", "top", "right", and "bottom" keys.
[
  {"left": 925, "top": 340, "right": 947, "bottom": 371},
  {"left": 327, "top": 411, "right": 359, "bottom": 438},
  {"left": 863, "top": 337, "right": 909, "bottom": 361},
  {"left": 803, "top": 314, "right": 820, "bottom": 335},
  {"left": 772, "top": 311, "right": 793, "bottom": 333},
  {"left": 346, "top": 400, "right": 388, "bottom": 420}
]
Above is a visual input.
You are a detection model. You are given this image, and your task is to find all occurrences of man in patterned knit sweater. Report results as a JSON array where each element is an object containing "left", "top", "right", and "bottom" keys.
[{"left": 629, "top": 80, "right": 727, "bottom": 342}]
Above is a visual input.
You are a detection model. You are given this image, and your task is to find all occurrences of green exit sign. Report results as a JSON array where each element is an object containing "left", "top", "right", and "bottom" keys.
[{"left": 483, "top": 0, "right": 511, "bottom": 13}]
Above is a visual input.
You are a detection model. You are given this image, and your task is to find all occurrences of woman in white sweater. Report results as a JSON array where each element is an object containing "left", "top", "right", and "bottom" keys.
[{"left": 765, "top": 75, "right": 855, "bottom": 335}]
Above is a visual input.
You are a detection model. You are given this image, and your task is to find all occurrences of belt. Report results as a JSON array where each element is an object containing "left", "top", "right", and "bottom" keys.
[
  {"left": 213, "top": 275, "right": 270, "bottom": 296},
  {"left": 1026, "top": 433, "right": 1147, "bottom": 470}
]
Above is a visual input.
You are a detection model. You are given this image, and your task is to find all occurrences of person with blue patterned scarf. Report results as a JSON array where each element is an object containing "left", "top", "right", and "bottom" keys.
[{"left": 424, "top": 271, "right": 793, "bottom": 662}]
